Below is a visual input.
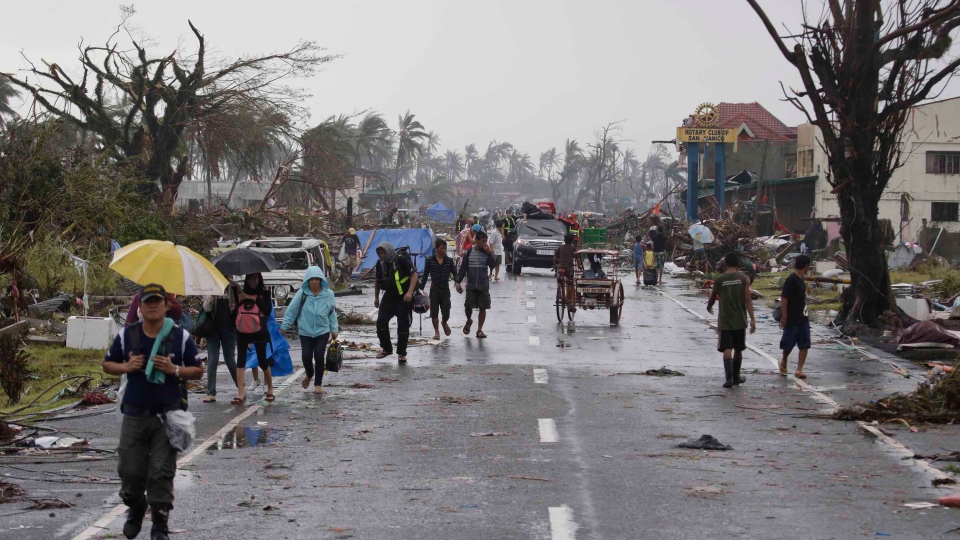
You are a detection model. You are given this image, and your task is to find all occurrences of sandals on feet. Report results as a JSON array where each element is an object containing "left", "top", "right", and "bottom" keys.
[
  {"left": 376, "top": 351, "right": 391, "bottom": 359},
  {"left": 230, "top": 396, "right": 245, "bottom": 405},
  {"left": 476, "top": 330, "right": 487, "bottom": 339},
  {"left": 778, "top": 359, "right": 788, "bottom": 376},
  {"left": 432, "top": 334, "right": 441, "bottom": 340},
  {"left": 442, "top": 322, "right": 452, "bottom": 336},
  {"left": 202, "top": 396, "right": 216, "bottom": 403},
  {"left": 398, "top": 356, "right": 408, "bottom": 364},
  {"left": 265, "top": 394, "right": 275, "bottom": 402},
  {"left": 795, "top": 372, "right": 807, "bottom": 379},
  {"left": 463, "top": 319, "right": 473, "bottom": 334}
]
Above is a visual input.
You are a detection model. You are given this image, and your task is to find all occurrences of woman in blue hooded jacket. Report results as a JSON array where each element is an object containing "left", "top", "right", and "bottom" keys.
[{"left": 281, "top": 266, "right": 339, "bottom": 393}]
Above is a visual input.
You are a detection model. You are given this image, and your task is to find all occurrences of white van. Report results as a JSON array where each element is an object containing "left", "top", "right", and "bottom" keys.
[{"left": 236, "top": 237, "right": 333, "bottom": 302}]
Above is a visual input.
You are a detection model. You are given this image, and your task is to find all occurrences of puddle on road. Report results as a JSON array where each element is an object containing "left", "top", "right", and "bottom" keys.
[{"left": 209, "top": 425, "right": 288, "bottom": 451}]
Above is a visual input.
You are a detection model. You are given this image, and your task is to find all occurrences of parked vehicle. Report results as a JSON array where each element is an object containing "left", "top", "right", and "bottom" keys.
[
  {"left": 236, "top": 237, "right": 333, "bottom": 302},
  {"left": 509, "top": 218, "right": 567, "bottom": 275}
]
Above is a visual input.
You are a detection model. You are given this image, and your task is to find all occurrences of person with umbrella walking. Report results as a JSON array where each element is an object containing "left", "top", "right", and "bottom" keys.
[{"left": 280, "top": 267, "right": 339, "bottom": 393}]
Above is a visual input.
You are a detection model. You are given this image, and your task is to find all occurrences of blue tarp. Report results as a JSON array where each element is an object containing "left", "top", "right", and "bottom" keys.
[
  {"left": 425, "top": 202, "right": 455, "bottom": 224},
  {"left": 356, "top": 228, "right": 435, "bottom": 274},
  {"left": 243, "top": 305, "right": 294, "bottom": 376}
]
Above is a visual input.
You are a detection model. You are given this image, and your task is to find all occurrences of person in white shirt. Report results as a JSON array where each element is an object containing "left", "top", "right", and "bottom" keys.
[{"left": 488, "top": 220, "right": 505, "bottom": 281}]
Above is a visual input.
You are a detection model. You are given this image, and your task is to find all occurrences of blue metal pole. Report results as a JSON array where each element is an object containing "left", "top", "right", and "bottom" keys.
[
  {"left": 686, "top": 143, "right": 700, "bottom": 222},
  {"left": 714, "top": 143, "right": 726, "bottom": 219}
]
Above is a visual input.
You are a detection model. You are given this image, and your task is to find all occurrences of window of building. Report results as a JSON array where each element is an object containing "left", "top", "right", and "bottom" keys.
[
  {"left": 926, "top": 152, "right": 960, "bottom": 174},
  {"left": 931, "top": 202, "right": 959, "bottom": 222},
  {"left": 797, "top": 149, "right": 815, "bottom": 175}
]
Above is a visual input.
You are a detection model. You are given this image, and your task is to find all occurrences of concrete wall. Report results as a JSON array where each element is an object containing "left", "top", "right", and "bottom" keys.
[
  {"left": 810, "top": 96, "right": 960, "bottom": 244},
  {"left": 702, "top": 139, "right": 796, "bottom": 181}
]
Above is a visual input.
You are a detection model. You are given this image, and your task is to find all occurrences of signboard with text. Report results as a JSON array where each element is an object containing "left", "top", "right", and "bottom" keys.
[{"left": 677, "top": 127, "right": 738, "bottom": 143}]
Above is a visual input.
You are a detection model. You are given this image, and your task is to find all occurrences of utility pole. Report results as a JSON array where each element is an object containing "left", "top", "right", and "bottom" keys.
[{"left": 751, "top": 139, "right": 770, "bottom": 237}]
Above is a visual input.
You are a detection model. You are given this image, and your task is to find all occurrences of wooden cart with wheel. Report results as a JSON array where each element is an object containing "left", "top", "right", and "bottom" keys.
[{"left": 554, "top": 249, "right": 625, "bottom": 326}]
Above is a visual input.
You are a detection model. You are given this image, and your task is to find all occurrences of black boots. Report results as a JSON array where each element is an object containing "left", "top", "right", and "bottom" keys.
[
  {"left": 122, "top": 498, "right": 147, "bottom": 539},
  {"left": 732, "top": 358, "right": 747, "bottom": 385},
  {"left": 150, "top": 507, "right": 170, "bottom": 540},
  {"left": 722, "top": 358, "right": 734, "bottom": 388}
]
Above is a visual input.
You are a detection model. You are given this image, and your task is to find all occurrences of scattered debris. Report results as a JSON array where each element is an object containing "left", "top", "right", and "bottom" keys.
[
  {"left": 0, "top": 481, "right": 26, "bottom": 503},
  {"left": 507, "top": 475, "right": 551, "bottom": 482},
  {"left": 347, "top": 383, "right": 375, "bottom": 389},
  {"left": 470, "top": 432, "right": 509, "bottom": 437},
  {"left": 79, "top": 391, "right": 114, "bottom": 406},
  {"left": 27, "top": 498, "right": 74, "bottom": 510},
  {"left": 436, "top": 396, "right": 484, "bottom": 405},
  {"left": 31, "top": 436, "right": 87, "bottom": 449},
  {"left": 643, "top": 367, "right": 685, "bottom": 377},
  {"left": 676, "top": 435, "right": 733, "bottom": 451},
  {"left": 902, "top": 502, "right": 938, "bottom": 509},
  {"left": 834, "top": 367, "right": 960, "bottom": 423},
  {"left": 933, "top": 477, "right": 957, "bottom": 487}
]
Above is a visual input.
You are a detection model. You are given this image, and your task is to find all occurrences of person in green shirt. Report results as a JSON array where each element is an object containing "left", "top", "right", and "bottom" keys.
[{"left": 706, "top": 252, "right": 756, "bottom": 388}]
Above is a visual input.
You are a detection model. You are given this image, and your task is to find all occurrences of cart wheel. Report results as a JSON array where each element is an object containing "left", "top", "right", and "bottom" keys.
[
  {"left": 609, "top": 282, "right": 624, "bottom": 326},
  {"left": 556, "top": 283, "right": 566, "bottom": 323}
]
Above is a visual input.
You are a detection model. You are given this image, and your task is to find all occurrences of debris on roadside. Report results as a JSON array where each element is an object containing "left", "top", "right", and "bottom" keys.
[
  {"left": 676, "top": 434, "right": 733, "bottom": 451},
  {"left": 833, "top": 366, "right": 960, "bottom": 423},
  {"left": 0, "top": 480, "right": 27, "bottom": 503},
  {"left": 643, "top": 367, "right": 686, "bottom": 377},
  {"left": 470, "top": 432, "right": 509, "bottom": 437},
  {"left": 27, "top": 498, "right": 74, "bottom": 510},
  {"left": 436, "top": 396, "right": 484, "bottom": 405},
  {"left": 79, "top": 390, "right": 114, "bottom": 406}
]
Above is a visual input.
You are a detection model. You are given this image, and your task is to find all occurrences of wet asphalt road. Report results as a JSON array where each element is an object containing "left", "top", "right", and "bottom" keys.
[{"left": 4, "top": 269, "right": 960, "bottom": 539}]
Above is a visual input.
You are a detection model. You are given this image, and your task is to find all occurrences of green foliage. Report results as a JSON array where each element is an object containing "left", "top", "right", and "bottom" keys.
[{"left": 0, "top": 334, "right": 29, "bottom": 405}]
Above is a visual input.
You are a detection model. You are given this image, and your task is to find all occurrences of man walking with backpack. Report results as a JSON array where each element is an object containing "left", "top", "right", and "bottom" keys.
[
  {"left": 102, "top": 284, "right": 203, "bottom": 540},
  {"left": 706, "top": 253, "right": 756, "bottom": 388},
  {"left": 374, "top": 242, "right": 418, "bottom": 363}
]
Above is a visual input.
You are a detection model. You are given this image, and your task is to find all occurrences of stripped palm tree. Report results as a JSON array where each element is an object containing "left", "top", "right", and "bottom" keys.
[
  {"left": 443, "top": 150, "right": 465, "bottom": 182},
  {"left": 416, "top": 130, "right": 442, "bottom": 183},
  {"left": 392, "top": 110, "right": 428, "bottom": 189},
  {"left": 354, "top": 112, "right": 393, "bottom": 172},
  {"left": 464, "top": 144, "right": 479, "bottom": 182}
]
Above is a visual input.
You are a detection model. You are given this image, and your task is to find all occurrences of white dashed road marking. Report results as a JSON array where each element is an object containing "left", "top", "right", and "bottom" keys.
[
  {"left": 527, "top": 301, "right": 535, "bottom": 308},
  {"left": 529, "top": 336, "right": 541, "bottom": 346},
  {"left": 538, "top": 418, "right": 558, "bottom": 443},
  {"left": 549, "top": 505, "right": 578, "bottom": 540},
  {"left": 526, "top": 290, "right": 534, "bottom": 296},
  {"left": 528, "top": 316, "right": 537, "bottom": 323},
  {"left": 526, "top": 280, "right": 533, "bottom": 285},
  {"left": 533, "top": 369, "right": 548, "bottom": 384}
]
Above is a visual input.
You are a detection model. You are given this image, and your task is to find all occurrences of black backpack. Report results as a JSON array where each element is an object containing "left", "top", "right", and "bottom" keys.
[{"left": 127, "top": 324, "right": 189, "bottom": 411}]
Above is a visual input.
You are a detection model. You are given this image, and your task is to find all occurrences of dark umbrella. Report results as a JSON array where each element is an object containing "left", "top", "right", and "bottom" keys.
[{"left": 211, "top": 249, "right": 279, "bottom": 276}]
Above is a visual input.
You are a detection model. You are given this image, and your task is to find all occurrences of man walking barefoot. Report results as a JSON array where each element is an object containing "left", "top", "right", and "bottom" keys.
[
  {"left": 455, "top": 230, "right": 496, "bottom": 338},
  {"left": 707, "top": 253, "right": 756, "bottom": 388},
  {"left": 420, "top": 238, "right": 455, "bottom": 340},
  {"left": 779, "top": 255, "right": 812, "bottom": 379}
]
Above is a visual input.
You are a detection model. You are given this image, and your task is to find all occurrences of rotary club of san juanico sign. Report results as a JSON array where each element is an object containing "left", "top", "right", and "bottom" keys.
[{"left": 677, "top": 102, "right": 738, "bottom": 143}]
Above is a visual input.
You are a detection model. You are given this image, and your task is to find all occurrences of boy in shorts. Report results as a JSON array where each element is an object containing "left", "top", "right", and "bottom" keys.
[
  {"left": 779, "top": 255, "right": 812, "bottom": 378},
  {"left": 455, "top": 230, "right": 496, "bottom": 338},
  {"left": 707, "top": 252, "right": 756, "bottom": 388}
]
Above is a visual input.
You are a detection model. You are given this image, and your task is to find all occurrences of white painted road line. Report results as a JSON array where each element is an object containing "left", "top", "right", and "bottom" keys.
[
  {"left": 528, "top": 315, "right": 537, "bottom": 323},
  {"left": 533, "top": 368, "right": 548, "bottom": 384},
  {"left": 656, "top": 288, "right": 953, "bottom": 484},
  {"left": 526, "top": 290, "right": 535, "bottom": 296},
  {"left": 526, "top": 280, "right": 533, "bottom": 286},
  {"left": 71, "top": 369, "right": 307, "bottom": 540},
  {"left": 527, "top": 301, "right": 535, "bottom": 308},
  {"left": 529, "top": 336, "right": 541, "bottom": 346},
  {"left": 549, "top": 505, "right": 578, "bottom": 540},
  {"left": 539, "top": 418, "right": 558, "bottom": 443}
]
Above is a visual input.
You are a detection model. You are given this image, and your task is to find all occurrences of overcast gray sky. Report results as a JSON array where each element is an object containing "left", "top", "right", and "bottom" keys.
[{"left": 4, "top": 1, "right": 958, "bottom": 160}]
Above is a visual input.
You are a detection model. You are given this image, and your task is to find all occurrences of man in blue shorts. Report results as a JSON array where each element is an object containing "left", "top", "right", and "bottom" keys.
[{"left": 779, "top": 255, "right": 812, "bottom": 379}]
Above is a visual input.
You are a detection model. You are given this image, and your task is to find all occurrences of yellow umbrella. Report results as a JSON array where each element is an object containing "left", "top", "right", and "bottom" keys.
[{"left": 109, "top": 240, "right": 229, "bottom": 296}]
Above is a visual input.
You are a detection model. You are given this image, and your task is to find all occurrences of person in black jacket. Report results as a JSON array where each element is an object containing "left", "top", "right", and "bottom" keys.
[{"left": 234, "top": 273, "right": 274, "bottom": 404}]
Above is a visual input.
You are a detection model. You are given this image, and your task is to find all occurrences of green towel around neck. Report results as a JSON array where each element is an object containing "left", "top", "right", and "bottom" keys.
[{"left": 144, "top": 317, "right": 176, "bottom": 384}]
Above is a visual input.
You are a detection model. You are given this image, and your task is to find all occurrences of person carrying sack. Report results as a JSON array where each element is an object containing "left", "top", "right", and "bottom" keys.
[
  {"left": 101, "top": 284, "right": 203, "bottom": 540},
  {"left": 373, "top": 241, "right": 418, "bottom": 363},
  {"left": 281, "top": 266, "right": 339, "bottom": 394}
]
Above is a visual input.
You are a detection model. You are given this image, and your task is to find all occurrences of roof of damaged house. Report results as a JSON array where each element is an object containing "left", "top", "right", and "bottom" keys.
[{"left": 692, "top": 102, "right": 797, "bottom": 141}]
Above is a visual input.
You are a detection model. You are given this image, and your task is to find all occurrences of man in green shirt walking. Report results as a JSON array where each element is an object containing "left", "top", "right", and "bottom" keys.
[{"left": 706, "top": 252, "right": 756, "bottom": 388}]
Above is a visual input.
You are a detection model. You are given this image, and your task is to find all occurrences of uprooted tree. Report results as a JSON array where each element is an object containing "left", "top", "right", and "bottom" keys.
[
  {"left": 2, "top": 11, "right": 333, "bottom": 211},
  {"left": 747, "top": 0, "right": 960, "bottom": 331}
]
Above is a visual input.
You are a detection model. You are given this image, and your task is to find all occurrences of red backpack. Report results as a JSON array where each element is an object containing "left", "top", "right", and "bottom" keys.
[{"left": 235, "top": 299, "right": 263, "bottom": 334}]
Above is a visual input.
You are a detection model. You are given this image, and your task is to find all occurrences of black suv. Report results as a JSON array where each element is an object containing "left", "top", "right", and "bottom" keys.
[{"left": 509, "top": 218, "right": 566, "bottom": 275}]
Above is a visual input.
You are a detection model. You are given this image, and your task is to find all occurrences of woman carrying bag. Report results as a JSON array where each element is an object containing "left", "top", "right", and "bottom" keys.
[
  {"left": 281, "top": 266, "right": 339, "bottom": 394},
  {"left": 200, "top": 279, "right": 241, "bottom": 403}
]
